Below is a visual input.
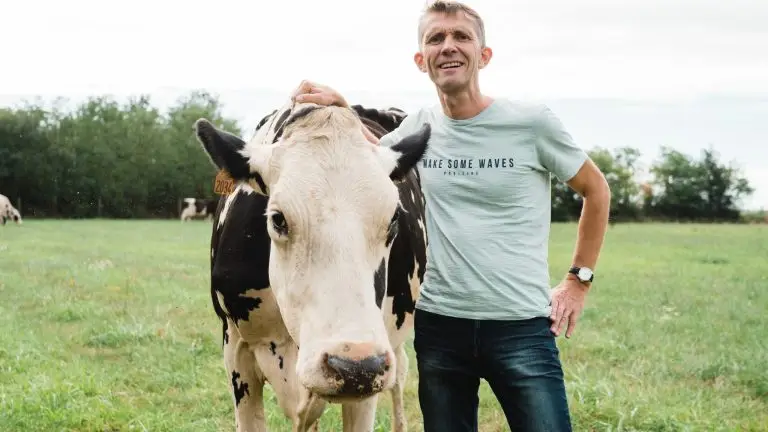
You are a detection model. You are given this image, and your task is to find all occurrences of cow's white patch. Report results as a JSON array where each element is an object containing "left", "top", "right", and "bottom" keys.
[
  {"left": 216, "top": 292, "right": 228, "bottom": 315},
  {"left": 409, "top": 258, "right": 421, "bottom": 303},
  {"left": 417, "top": 218, "right": 426, "bottom": 250},
  {"left": 218, "top": 188, "right": 240, "bottom": 229}
]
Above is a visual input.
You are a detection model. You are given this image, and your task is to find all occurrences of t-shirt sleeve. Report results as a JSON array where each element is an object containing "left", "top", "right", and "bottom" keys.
[{"left": 534, "top": 105, "right": 588, "bottom": 182}]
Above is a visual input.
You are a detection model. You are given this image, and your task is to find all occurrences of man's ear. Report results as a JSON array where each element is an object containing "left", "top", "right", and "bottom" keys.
[
  {"left": 376, "top": 123, "right": 431, "bottom": 182},
  {"left": 194, "top": 118, "right": 274, "bottom": 195},
  {"left": 479, "top": 46, "right": 493, "bottom": 69},
  {"left": 414, "top": 52, "right": 427, "bottom": 73}
]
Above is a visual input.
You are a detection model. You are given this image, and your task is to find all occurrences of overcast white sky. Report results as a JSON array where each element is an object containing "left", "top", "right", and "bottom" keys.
[{"left": 2, "top": 0, "right": 767, "bottom": 209}]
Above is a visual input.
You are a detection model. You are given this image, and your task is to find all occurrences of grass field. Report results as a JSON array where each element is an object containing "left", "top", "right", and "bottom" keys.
[{"left": 1, "top": 220, "right": 767, "bottom": 431}]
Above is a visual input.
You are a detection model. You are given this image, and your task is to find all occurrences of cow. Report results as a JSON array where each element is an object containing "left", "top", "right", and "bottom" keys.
[
  {"left": 0, "top": 194, "right": 22, "bottom": 225},
  {"left": 193, "top": 98, "right": 429, "bottom": 432},
  {"left": 180, "top": 197, "right": 218, "bottom": 221}
]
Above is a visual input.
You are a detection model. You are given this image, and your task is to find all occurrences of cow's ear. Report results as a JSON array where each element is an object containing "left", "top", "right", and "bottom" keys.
[
  {"left": 195, "top": 118, "right": 250, "bottom": 179},
  {"left": 195, "top": 118, "right": 274, "bottom": 195},
  {"left": 376, "top": 123, "right": 431, "bottom": 182}
]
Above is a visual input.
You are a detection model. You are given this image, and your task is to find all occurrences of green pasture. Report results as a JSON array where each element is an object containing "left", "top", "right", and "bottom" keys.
[{"left": 0, "top": 220, "right": 766, "bottom": 431}]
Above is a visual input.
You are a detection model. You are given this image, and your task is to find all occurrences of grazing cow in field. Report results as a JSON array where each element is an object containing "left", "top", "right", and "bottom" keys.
[
  {"left": 194, "top": 99, "right": 429, "bottom": 432},
  {"left": 0, "top": 194, "right": 22, "bottom": 225},
  {"left": 180, "top": 197, "right": 217, "bottom": 221}
]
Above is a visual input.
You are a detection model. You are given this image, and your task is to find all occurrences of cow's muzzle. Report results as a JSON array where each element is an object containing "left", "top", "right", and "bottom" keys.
[{"left": 313, "top": 342, "right": 394, "bottom": 400}]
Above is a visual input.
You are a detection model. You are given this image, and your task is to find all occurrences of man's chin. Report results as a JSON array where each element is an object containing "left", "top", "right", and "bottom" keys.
[{"left": 435, "top": 79, "right": 466, "bottom": 95}]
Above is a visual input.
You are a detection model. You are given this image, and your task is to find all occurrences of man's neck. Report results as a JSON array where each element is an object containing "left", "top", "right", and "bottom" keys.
[{"left": 437, "top": 86, "right": 494, "bottom": 120}]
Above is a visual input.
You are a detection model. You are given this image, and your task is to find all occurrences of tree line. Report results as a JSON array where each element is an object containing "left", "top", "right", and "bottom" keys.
[{"left": 0, "top": 91, "right": 759, "bottom": 222}]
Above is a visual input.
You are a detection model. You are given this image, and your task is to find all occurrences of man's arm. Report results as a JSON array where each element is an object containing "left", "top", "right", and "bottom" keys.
[
  {"left": 534, "top": 104, "right": 611, "bottom": 338},
  {"left": 564, "top": 158, "right": 611, "bottom": 287},
  {"left": 534, "top": 105, "right": 611, "bottom": 280}
]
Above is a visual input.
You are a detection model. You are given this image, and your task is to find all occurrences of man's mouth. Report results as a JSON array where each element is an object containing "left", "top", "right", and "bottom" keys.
[{"left": 438, "top": 61, "right": 464, "bottom": 69}]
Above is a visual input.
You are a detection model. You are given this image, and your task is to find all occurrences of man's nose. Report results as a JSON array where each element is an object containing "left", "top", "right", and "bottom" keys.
[{"left": 440, "top": 37, "right": 458, "bottom": 53}]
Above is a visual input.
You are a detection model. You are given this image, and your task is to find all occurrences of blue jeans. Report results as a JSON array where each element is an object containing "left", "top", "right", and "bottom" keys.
[{"left": 413, "top": 308, "right": 572, "bottom": 432}]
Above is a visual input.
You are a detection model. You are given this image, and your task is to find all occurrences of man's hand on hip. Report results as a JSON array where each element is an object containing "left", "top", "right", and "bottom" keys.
[{"left": 549, "top": 276, "right": 589, "bottom": 338}]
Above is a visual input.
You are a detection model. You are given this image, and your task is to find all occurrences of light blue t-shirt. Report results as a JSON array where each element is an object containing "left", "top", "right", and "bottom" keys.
[{"left": 379, "top": 98, "right": 588, "bottom": 320}]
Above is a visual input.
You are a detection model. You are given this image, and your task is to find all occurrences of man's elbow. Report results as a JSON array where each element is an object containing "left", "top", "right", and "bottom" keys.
[{"left": 587, "top": 174, "right": 611, "bottom": 205}]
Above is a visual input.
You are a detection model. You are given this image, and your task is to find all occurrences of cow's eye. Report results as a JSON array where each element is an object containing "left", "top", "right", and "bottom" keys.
[{"left": 270, "top": 211, "right": 289, "bottom": 236}]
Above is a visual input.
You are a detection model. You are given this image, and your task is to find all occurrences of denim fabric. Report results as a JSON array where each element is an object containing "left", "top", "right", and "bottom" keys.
[{"left": 414, "top": 308, "right": 572, "bottom": 432}]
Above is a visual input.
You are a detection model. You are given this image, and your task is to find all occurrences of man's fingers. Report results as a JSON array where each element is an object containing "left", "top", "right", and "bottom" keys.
[
  {"left": 550, "top": 299, "right": 566, "bottom": 335},
  {"left": 295, "top": 93, "right": 334, "bottom": 106},
  {"left": 549, "top": 298, "right": 560, "bottom": 322},
  {"left": 554, "top": 305, "right": 568, "bottom": 336},
  {"left": 565, "top": 313, "right": 578, "bottom": 338},
  {"left": 291, "top": 80, "right": 315, "bottom": 98}
]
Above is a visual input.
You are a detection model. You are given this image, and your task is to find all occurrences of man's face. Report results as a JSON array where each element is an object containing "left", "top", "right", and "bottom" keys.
[{"left": 414, "top": 11, "right": 492, "bottom": 94}]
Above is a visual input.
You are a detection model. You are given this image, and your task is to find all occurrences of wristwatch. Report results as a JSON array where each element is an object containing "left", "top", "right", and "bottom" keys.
[{"left": 568, "top": 266, "right": 594, "bottom": 283}]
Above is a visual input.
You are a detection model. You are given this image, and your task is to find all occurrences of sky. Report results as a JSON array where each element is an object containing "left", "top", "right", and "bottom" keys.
[{"left": 2, "top": 0, "right": 767, "bottom": 209}]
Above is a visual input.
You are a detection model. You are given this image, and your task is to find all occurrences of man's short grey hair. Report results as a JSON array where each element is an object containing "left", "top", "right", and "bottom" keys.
[{"left": 418, "top": 0, "right": 486, "bottom": 47}]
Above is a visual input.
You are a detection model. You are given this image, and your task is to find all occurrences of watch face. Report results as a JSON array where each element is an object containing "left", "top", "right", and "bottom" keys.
[{"left": 578, "top": 268, "right": 593, "bottom": 281}]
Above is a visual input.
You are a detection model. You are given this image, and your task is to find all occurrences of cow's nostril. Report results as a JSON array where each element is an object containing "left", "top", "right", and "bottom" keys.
[{"left": 326, "top": 352, "right": 389, "bottom": 377}]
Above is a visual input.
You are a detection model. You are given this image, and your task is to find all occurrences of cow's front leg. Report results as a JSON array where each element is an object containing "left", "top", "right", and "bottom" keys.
[
  {"left": 389, "top": 343, "right": 408, "bottom": 432},
  {"left": 341, "top": 395, "right": 379, "bottom": 432},
  {"left": 224, "top": 320, "right": 266, "bottom": 432}
]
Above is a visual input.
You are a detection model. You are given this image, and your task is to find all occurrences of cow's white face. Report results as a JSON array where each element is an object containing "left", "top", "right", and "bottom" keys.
[{"left": 195, "top": 103, "right": 430, "bottom": 401}]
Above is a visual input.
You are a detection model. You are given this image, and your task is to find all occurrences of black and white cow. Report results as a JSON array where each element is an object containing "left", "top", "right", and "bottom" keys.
[
  {"left": 0, "top": 193, "right": 22, "bottom": 225},
  {"left": 180, "top": 198, "right": 217, "bottom": 221},
  {"left": 194, "top": 99, "right": 429, "bottom": 432}
]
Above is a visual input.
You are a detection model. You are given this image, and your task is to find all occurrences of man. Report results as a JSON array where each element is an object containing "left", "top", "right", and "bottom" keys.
[{"left": 292, "top": 1, "right": 611, "bottom": 430}]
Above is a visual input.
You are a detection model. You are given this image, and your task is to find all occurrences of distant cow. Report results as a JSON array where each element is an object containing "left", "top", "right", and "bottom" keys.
[
  {"left": 194, "top": 99, "right": 429, "bottom": 431},
  {"left": 0, "top": 194, "right": 22, "bottom": 225},
  {"left": 180, "top": 198, "right": 217, "bottom": 221}
]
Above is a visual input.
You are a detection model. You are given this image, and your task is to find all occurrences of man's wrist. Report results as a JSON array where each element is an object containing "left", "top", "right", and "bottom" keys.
[
  {"left": 566, "top": 265, "right": 594, "bottom": 287},
  {"left": 565, "top": 272, "right": 592, "bottom": 289}
]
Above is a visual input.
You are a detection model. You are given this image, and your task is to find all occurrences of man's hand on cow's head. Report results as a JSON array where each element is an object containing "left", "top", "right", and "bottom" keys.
[{"left": 292, "top": 80, "right": 349, "bottom": 108}]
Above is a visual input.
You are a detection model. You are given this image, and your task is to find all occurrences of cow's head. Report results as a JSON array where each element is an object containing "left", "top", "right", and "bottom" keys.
[
  {"left": 195, "top": 102, "right": 430, "bottom": 401},
  {"left": 10, "top": 208, "right": 21, "bottom": 224},
  {"left": 3, "top": 207, "right": 21, "bottom": 225}
]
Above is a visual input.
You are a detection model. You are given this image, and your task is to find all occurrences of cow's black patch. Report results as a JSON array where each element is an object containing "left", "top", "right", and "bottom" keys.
[
  {"left": 271, "top": 108, "right": 292, "bottom": 143},
  {"left": 350, "top": 105, "right": 406, "bottom": 134},
  {"left": 269, "top": 341, "right": 277, "bottom": 355},
  {"left": 386, "top": 206, "right": 401, "bottom": 247},
  {"left": 231, "top": 371, "right": 250, "bottom": 406},
  {"left": 282, "top": 105, "right": 322, "bottom": 132},
  {"left": 220, "top": 294, "right": 262, "bottom": 326},
  {"left": 256, "top": 109, "right": 277, "bottom": 131},
  {"left": 385, "top": 165, "right": 427, "bottom": 330},
  {"left": 373, "top": 259, "right": 386, "bottom": 309},
  {"left": 278, "top": 355, "right": 284, "bottom": 369},
  {"left": 388, "top": 123, "right": 431, "bottom": 181},
  {"left": 210, "top": 191, "right": 271, "bottom": 344},
  {"left": 251, "top": 173, "right": 268, "bottom": 195}
]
